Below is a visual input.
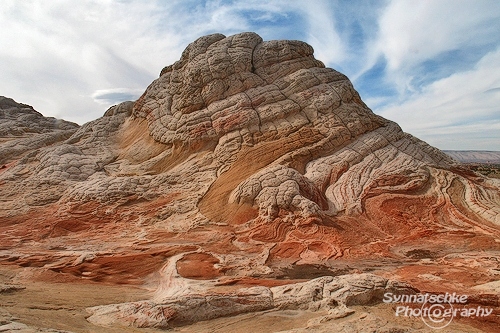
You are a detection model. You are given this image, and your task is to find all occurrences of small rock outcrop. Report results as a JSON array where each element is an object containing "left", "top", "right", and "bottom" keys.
[
  {"left": 0, "top": 96, "right": 78, "bottom": 137},
  {"left": 86, "top": 273, "right": 417, "bottom": 329},
  {"left": 0, "top": 96, "right": 79, "bottom": 166}
]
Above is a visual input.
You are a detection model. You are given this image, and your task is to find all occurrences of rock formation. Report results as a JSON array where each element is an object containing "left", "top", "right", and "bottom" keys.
[
  {"left": 86, "top": 273, "right": 417, "bottom": 329},
  {"left": 1, "top": 33, "right": 499, "bottom": 332},
  {"left": 444, "top": 150, "right": 500, "bottom": 164},
  {"left": 0, "top": 96, "right": 79, "bottom": 166}
]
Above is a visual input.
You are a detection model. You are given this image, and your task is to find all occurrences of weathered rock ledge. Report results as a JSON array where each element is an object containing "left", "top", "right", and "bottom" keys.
[{"left": 86, "top": 273, "right": 417, "bottom": 329}]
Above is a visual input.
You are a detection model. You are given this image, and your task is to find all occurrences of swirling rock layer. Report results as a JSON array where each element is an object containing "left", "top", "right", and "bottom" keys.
[{"left": 1, "top": 33, "right": 499, "bottom": 332}]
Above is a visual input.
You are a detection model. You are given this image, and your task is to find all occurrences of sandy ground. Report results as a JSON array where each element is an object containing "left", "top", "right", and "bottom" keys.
[
  {"left": 0, "top": 264, "right": 496, "bottom": 333},
  {"left": 0, "top": 263, "right": 325, "bottom": 333},
  {"left": 0, "top": 265, "right": 162, "bottom": 333}
]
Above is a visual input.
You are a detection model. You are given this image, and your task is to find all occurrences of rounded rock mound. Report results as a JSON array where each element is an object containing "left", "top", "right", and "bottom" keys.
[{"left": 0, "top": 33, "right": 499, "bottom": 332}]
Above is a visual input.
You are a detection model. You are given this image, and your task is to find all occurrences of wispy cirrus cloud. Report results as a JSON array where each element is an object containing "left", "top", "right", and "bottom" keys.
[
  {"left": 361, "top": 0, "right": 500, "bottom": 150},
  {"left": 359, "top": 0, "right": 500, "bottom": 100},
  {"left": 377, "top": 47, "right": 500, "bottom": 150},
  {"left": 374, "top": 0, "right": 500, "bottom": 73}
]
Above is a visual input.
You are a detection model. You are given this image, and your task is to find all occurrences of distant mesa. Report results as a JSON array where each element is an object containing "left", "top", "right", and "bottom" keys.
[{"left": 444, "top": 150, "right": 500, "bottom": 164}]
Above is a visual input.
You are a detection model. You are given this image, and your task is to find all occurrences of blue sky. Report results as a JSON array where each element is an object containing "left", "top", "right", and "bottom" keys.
[{"left": 1, "top": 0, "right": 499, "bottom": 150}]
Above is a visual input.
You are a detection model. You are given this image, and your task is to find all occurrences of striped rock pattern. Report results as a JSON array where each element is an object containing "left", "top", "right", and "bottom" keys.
[{"left": 1, "top": 33, "right": 499, "bottom": 331}]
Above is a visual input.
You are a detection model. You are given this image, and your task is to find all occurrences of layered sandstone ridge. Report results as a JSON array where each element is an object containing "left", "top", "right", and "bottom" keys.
[
  {"left": 86, "top": 273, "right": 417, "bottom": 329},
  {"left": 444, "top": 150, "right": 500, "bottom": 164},
  {"left": 1, "top": 32, "right": 500, "bottom": 331}
]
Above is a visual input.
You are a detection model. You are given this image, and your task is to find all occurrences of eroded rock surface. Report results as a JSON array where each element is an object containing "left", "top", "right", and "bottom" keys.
[
  {"left": 0, "top": 97, "right": 79, "bottom": 167},
  {"left": 1, "top": 32, "right": 499, "bottom": 332},
  {"left": 86, "top": 273, "right": 417, "bottom": 329}
]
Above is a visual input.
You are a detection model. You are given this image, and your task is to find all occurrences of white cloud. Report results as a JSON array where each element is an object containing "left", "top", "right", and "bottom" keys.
[
  {"left": 375, "top": 0, "right": 500, "bottom": 73},
  {"left": 355, "top": 0, "right": 500, "bottom": 150},
  {"left": 92, "top": 88, "right": 144, "bottom": 106},
  {"left": 377, "top": 48, "right": 500, "bottom": 150},
  {"left": 301, "top": 1, "right": 345, "bottom": 66}
]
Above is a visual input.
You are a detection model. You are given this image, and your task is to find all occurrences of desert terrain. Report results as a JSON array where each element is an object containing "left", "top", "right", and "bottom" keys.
[{"left": 1, "top": 32, "right": 499, "bottom": 332}]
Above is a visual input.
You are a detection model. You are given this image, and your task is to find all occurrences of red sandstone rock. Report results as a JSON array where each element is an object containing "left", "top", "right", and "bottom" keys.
[{"left": 0, "top": 32, "right": 499, "bottom": 331}]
